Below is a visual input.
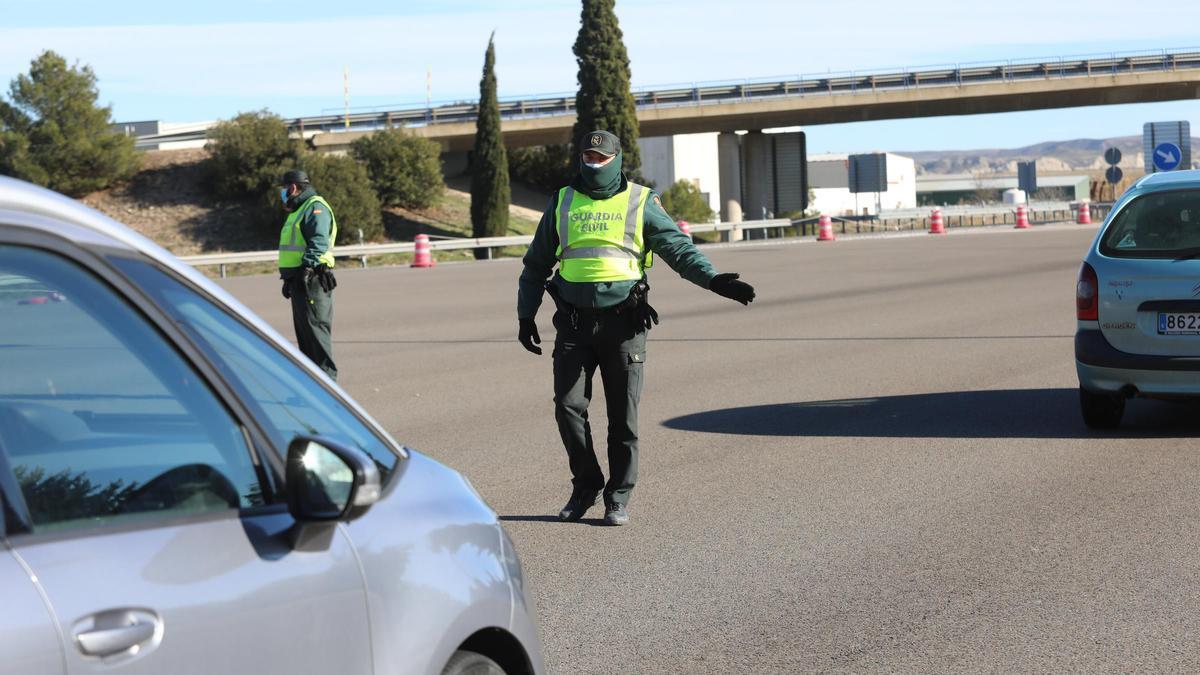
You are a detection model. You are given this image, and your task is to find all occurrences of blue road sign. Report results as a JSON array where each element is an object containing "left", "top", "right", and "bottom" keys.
[{"left": 1153, "top": 142, "right": 1182, "bottom": 171}]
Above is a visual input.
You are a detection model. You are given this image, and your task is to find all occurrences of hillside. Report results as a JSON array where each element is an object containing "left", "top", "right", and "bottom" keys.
[
  {"left": 78, "top": 149, "right": 545, "bottom": 258},
  {"left": 901, "top": 135, "right": 1200, "bottom": 175}
]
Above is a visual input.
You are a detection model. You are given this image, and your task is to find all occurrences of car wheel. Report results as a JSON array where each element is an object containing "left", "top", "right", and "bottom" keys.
[
  {"left": 441, "top": 650, "right": 507, "bottom": 675},
  {"left": 1079, "top": 387, "right": 1125, "bottom": 429}
]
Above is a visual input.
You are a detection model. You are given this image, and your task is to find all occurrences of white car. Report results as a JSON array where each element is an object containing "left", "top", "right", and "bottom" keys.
[
  {"left": 1075, "top": 169, "right": 1200, "bottom": 428},
  {"left": 0, "top": 176, "right": 543, "bottom": 675}
]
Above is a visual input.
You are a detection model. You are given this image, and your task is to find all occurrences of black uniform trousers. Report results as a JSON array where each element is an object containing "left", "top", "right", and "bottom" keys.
[
  {"left": 289, "top": 274, "right": 337, "bottom": 381},
  {"left": 552, "top": 307, "right": 647, "bottom": 507}
]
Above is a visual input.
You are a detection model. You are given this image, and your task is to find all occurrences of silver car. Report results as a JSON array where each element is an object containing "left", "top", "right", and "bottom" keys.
[
  {"left": 1075, "top": 169, "right": 1200, "bottom": 428},
  {"left": 0, "top": 177, "right": 543, "bottom": 675}
]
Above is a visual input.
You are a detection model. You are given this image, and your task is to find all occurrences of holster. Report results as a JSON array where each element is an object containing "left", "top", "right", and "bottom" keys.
[
  {"left": 545, "top": 281, "right": 579, "bottom": 330},
  {"left": 613, "top": 279, "right": 650, "bottom": 314}
]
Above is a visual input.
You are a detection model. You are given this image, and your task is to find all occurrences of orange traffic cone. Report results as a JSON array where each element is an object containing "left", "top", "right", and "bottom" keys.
[
  {"left": 1015, "top": 204, "right": 1030, "bottom": 229},
  {"left": 411, "top": 234, "right": 435, "bottom": 268},
  {"left": 929, "top": 207, "right": 945, "bottom": 234},
  {"left": 1076, "top": 201, "right": 1092, "bottom": 225},
  {"left": 817, "top": 214, "right": 835, "bottom": 241}
]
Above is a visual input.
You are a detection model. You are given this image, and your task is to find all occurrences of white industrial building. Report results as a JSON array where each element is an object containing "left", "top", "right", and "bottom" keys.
[
  {"left": 638, "top": 133, "right": 721, "bottom": 220},
  {"left": 638, "top": 133, "right": 918, "bottom": 221},
  {"left": 807, "top": 152, "right": 917, "bottom": 216},
  {"left": 915, "top": 174, "right": 1091, "bottom": 204}
]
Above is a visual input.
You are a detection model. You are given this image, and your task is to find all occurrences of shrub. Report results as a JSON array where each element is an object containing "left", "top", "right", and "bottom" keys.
[
  {"left": 205, "top": 110, "right": 301, "bottom": 200},
  {"left": 298, "top": 153, "right": 383, "bottom": 243},
  {"left": 508, "top": 144, "right": 572, "bottom": 193},
  {"left": 659, "top": 180, "right": 715, "bottom": 224},
  {"left": 349, "top": 129, "right": 442, "bottom": 209},
  {"left": 0, "top": 51, "right": 138, "bottom": 196}
]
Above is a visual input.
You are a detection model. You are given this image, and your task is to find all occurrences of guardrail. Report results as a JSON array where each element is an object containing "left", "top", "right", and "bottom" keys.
[
  {"left": 132, "top": 47, "right": 1200, "bottom": 148},
  {"left": 181, "top": 220, "right": 794, "bottom": 277},
  {"left": 182, "top": 206, "right": 1115, "bottom": 278}
]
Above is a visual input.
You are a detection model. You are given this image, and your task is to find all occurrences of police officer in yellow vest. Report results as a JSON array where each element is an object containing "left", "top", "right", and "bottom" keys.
[
  {"left": 517, "top": 131, "right": 756, "bottom": 525},
  {"left": 278, "top": 169, "right": 339, "bottom": 380}
]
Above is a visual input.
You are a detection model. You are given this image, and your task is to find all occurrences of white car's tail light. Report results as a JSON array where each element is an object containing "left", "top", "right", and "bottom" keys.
[{"left": 1076, "top": 261, "right": 1098, "bottom": 320}]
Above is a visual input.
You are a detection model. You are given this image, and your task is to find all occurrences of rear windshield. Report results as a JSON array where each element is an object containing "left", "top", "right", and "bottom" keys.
[{"left": 1100, "top": 189, "right": 1200, "bottom": 258}]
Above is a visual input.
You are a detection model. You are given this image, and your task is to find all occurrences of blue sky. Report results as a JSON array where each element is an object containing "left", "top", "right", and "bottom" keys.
[{"left": 2, "top": 0, "right": 1197, "bottom": 153}]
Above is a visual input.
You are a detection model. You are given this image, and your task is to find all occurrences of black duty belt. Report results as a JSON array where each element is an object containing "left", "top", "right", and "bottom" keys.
[{"left": 572, "top": 303, "right": 623, "bottom": 314}]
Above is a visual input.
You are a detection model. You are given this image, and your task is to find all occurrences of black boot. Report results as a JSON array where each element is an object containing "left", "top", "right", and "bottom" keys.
[
  {"left": 603, "top": 501, "right": 629, "bottom": 526},
  {"left": 558, "top": 489, "right": 600, "bottom": 522}
]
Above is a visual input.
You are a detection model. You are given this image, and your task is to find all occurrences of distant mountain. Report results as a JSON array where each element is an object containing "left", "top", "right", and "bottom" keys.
[{"left": 900, "top": 135, "right": 1200, "bottom": 175}]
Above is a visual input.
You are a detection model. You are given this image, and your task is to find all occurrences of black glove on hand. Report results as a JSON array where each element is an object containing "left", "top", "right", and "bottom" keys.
[
  {"left": 281, "top": 278, "right": 292, "bottom": 300},
  {"left": 636, "top": 300, "right": 659, "bottom": 330},
  {"left": 709, "top": 272, "right": 756, "bottom": 305},
  {"left": 518, "top": 318, "right": 542, "bottom": 355},
  {"left": 316, "top": 265, "right": 337, "bottom": 293}
]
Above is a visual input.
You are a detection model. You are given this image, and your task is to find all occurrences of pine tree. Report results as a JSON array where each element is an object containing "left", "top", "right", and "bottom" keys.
[
  {"left": 470, "top": 32, "right": 510, "bottom": 260},
  {"left": 571, "top": 0, "right": 642, "bottom": 179},
  {"left": 0, "top": 51, "right": 138, "bottom": 196}
]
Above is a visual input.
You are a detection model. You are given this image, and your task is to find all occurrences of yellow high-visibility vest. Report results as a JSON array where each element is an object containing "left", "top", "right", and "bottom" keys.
[
  {"left": 278, "top": 195, "right": 337, "bottom": 269},
  {"left": 554, "top": 183, "right": 652, "bottom": 282}
]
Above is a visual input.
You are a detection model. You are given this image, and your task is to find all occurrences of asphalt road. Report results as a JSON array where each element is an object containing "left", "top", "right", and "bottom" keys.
[{"left": 221, "top": 225, "right": 1200, "bottom": 674}]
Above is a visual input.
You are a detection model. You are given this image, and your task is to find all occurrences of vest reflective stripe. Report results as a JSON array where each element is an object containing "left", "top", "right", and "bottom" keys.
[
  {"left": 554, "top": 183, "right": 652, "bottom": 282},
  {"left": 565, "top": 246, "right": 641, "bottom": 259},
  {"left": 278, "top": 195, "right": 337, "bottom": 268}
]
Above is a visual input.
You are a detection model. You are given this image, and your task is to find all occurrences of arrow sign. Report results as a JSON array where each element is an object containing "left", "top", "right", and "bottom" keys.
[
  {"left": 1154, "top": 142, "right": 1182, "bottom": 171},
  {"left": 1106, "top": 166, "right": 1124, "bottom": 184},
  {"left": 1104, "top": 147, "right": 1122, "bottom": 165}
]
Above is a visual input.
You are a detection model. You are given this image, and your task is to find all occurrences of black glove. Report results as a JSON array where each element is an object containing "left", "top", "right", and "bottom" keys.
[
  {"left": 316, "top": 265, "right": 337, "bottom": 293},
  {"left": 518, "top": 318, "right": 542, "bottom": 355},
  {"left": 636, "top": 301, "right": 659, "bottom": 330},
  {"left": 709, "top": 272, "right": 755, "bottom": 305},
  {"left": 281, "top": 278, "right": 292, "bottom": 300}
]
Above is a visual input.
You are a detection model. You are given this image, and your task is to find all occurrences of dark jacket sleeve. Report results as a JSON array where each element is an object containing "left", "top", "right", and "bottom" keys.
[
  {"left": 517, "top": 195, "right": 560, "bottom": 319},
  {"left": 643, "top": 190, "right": 717, "bottom": 289},
  {"left": 300, "top": 202, "right": 334, "bottom": 268}
]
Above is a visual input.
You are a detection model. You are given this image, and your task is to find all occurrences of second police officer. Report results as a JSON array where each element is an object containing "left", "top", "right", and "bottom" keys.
[
  {"left": 517, "top": 130, "right": 756, "bottom": 526},
  {"left": 278, "top": 169, "right": 339, "bottom": 380}
]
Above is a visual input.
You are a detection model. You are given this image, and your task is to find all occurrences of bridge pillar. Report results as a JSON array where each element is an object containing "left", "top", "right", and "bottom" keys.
[
  {"left": 718, "top": 132, "right": 743, "bottom": 241},
  {"left": 742, "top": 130, "right": 772, "bottom": 239}
]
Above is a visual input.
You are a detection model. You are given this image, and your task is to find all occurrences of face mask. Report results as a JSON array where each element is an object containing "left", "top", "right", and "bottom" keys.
[
  {"left": 578, "top": 152, "right": 622, "bottom": 198},
  {"left": 279, "top": 187, "right": 290, "bottom": 204}
]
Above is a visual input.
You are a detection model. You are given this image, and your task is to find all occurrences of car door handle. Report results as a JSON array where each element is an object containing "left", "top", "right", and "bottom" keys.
[{"left": 73, "top": 609, "right": 160, "bottom": 658}]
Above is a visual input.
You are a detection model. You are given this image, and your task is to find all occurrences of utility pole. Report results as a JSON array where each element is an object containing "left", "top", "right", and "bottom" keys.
[{"left": 343, "top": 66, "right": 350, "bottom": 129}]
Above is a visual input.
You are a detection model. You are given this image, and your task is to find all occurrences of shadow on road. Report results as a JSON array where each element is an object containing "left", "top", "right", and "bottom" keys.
[
  {"left": 498, "top": 515, "right": 610, "bottom": 526},
  {"left": 662, "top": 388, "right": 1200, "bottom": 439}
]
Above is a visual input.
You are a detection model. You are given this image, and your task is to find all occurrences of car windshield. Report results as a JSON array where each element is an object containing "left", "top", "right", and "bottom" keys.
[
  {"left": 106, "top": 255, "right": 400, "bottom": 483},
  {"left": 1100, "top": 189, "right": 1200, "bottom": 258}
]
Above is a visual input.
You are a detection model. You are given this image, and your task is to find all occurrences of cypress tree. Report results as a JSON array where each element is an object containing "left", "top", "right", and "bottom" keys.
[
  {"left": 470, "top": 32, "right": 510, "bottom": 260},
  {"left": 571, "top": 0, "right": 642, "bottom": 179}
]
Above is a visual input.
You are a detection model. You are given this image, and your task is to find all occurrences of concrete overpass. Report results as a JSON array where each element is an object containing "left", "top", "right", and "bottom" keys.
[
  {"left": 130, "top": 49, "right": 1200, "bottom": 222},
  {"left": 300, "top": 49, "right": 1200, "bottom": 222},
  {"left": 308, "top": 50, "right": 1200, "bottom": 153}
]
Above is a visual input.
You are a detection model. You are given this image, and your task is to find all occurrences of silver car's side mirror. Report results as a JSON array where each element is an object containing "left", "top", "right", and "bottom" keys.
[{"left": 285, "top": 435, "right": 382, "bottom": 522}]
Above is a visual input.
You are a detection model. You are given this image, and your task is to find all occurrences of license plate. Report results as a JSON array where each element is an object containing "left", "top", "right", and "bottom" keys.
[{"left": 1158, "top": 312, "right": 1200, "bottom": 334}]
